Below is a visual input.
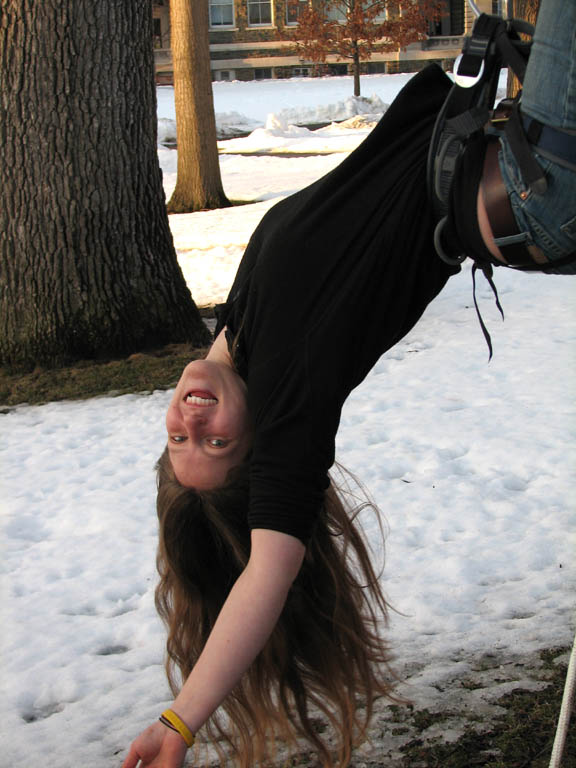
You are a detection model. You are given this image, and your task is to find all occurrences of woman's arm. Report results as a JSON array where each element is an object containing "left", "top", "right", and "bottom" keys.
[
  {"left": 122, "top": 529, "right": 305, "bottom": 768},
  {"left": 172, "top": 528, "right": 305, "bottom": 727}
]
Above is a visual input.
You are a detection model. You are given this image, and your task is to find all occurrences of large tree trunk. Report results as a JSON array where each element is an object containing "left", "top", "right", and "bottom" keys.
[
  {"left": 0, "top": 0, "right": 210, "bottom": 372},
  {"left": 167, "top": 0, "right": 230, "bottom": 213}
]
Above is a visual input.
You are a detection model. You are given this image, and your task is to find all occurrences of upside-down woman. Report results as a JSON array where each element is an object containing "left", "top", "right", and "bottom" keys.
[{"left": 123, "top": 1, "right": 576, "bottom": 765}]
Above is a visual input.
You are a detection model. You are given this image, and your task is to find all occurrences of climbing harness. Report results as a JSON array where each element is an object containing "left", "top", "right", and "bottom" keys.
[
  {"left": 427, "top": 7, "right": 576, "bottom": 356},
  {"left": 428, "top": 12, "right": 535, "bottom": 269},
  {"left": 429, "top": 7, "right": 576, "bottom": 272}
]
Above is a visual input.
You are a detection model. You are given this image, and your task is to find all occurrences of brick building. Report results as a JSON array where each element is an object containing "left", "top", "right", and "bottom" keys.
[{"left": 152, "top": 0, "right": 497, "bottom": 84}]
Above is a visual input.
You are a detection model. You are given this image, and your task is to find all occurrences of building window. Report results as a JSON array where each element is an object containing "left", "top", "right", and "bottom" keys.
[
  {"left": 368, "top": 1, "right": 390, "bottom": 21},
  {"left": 255, "top": 67, "right": 273, "bottom": 79},
  {"left": 210, "top": 0, "right": 234, "bottom": 27},
  {"left": 326, "top": 2, "right": 346, "bottom": 22},
  {"left": 326, "top": 1, "right": 387, "bottom": 22},
  {"left": 248, "top": 0, "right": 272, "bottom": 25},
  {"left": 214, "top": 69, "right": 234, "bottom": 81},
  {"left": 286, "top": 0, "right": 308, "bottom": 25},
  {"left": 449, "top": 0, "right": 464, "bottom": 35},
  {"left": 153, "top": 18, "right": 163, "bottom": 48}
]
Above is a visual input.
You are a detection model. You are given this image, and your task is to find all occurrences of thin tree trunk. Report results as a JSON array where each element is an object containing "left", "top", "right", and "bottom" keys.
[
  {"left": 0, "top": 0, "right": 210, "bottom": 371},
  {"left": 167, "top": 0, "right": 230, "bottom": 213},
  {"left": 352, "top": 43, "right": 362, "bottom": 97}
]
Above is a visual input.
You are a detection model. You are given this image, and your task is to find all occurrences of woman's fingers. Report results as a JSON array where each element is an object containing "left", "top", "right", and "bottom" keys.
[
  {"left": 121, "top": 723, "right": 188, "bottom": 768},
  {"left": 121, "top": 742, "right": 142, "bottom": 768}
]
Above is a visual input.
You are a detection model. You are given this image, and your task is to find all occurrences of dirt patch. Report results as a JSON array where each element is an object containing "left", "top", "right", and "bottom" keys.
[
  {"left": 351, "top": 647, "right": 574, "bottom": 767},
  {"left": 0, "top": 311, "right": 216, "bottom": 409},
  {"left": 189, "top": 647, "right": 574, "bottom": 767}
]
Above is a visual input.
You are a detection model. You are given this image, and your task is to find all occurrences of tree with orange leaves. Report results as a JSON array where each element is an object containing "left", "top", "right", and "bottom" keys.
[{"left": 288, "top": 0, "right": 442, "bottom": 97}]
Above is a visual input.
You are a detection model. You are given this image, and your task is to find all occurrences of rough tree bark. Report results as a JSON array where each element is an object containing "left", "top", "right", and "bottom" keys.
[
  {"left": 0, "top": 0, "right": 210, "bottom": 371},
  {"left": 167, "top": 0, "right": 230, "bottom": 213}
]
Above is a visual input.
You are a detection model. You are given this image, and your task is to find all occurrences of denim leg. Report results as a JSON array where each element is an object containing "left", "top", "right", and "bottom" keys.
[
  {"left": 496, "top": 0, "right": 576, "bottom": 274},
  {"left": 521, "top": 0, "right": 576, "bottom": 130}
]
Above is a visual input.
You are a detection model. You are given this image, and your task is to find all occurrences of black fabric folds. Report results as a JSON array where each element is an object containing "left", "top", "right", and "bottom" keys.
[{"left": 216, "top": 65, "right": 460, "bottom": 544}]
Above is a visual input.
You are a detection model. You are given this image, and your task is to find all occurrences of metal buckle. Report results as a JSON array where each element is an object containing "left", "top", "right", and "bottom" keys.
[{"left": 453, "top": 53, "right": 486, "bottom": 88}]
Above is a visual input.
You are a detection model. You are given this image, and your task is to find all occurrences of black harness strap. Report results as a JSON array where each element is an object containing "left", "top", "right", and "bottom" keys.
[
  {"left": 457, "top": 15, "right": 502, "bottom": 75},
  {"left": 472, "top": 263, "right": 505, "bottom": 361},
  {"left": 494, "top": 23, "right": 530, "bottom": 83},
  {"left": 428, "top": 14, "right": 510, "bottom": 228},
  {"left": 505, "top": 105, "right": 548, "bottom": 194},
  {"left": 523, "top": 115, "right": 576, "bottom": 171}
]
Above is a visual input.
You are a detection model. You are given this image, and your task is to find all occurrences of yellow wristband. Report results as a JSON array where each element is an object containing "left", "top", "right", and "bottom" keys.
[{"left": 159, "top": 708, "right": 195, "bottom": 748}]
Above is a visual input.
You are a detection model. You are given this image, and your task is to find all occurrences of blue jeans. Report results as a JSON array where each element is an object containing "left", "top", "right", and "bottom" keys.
[{"left": 497, "top": 0, "right": 576, "bottom": 274}]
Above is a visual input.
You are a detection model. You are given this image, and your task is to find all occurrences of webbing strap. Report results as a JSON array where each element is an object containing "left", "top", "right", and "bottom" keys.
[
  {"left": 457, "top": 15, "right": 505, "bottom": 79},
  {"left": 445, "top": 106, "right": 491, "bottom": 139},
  {"left": 494, "top": 27, "right": 529, "bottom": 83},
  {"left": 539, "top": 250, "right": 576, "bottom": 272},
  {"left": 472, "top": 263, "right": 505, "bottom": 361},
  {"left": 523, "top": 115, "right": 576, "bottom": 169},
  {"left": 505, "top": 106, "right": 548, "bottom": 195}
]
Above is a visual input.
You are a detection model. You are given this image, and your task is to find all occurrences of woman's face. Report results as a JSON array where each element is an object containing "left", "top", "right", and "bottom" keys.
[{"left": 166, "top": 359, "right": 251, "bottom": 489}]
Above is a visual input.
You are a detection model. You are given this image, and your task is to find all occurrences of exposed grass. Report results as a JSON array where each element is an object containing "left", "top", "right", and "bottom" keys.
[
  {"left": 0, "top": 341, "right": 210, "bottom": 409},
  {"left": 0, "top": 308, "right": 216, "bottom": 409},
  {"left": 397, "top": 648, "right": 575, "bottom": 768}
]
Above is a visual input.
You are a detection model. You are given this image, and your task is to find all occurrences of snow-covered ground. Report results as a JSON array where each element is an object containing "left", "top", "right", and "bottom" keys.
[
  {"left": 1, "top": 72, "right": 575, "bottom": 768},
  {"left": 156, "top": 71, "right": 415, "bottom": 142}
]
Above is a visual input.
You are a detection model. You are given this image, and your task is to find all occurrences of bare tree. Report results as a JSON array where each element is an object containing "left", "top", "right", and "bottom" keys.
[
  {"left": 289, "top": 0, "right": 441, "bottom": 97},
  {"left": 0, "top": 0, "right": 210, "bottom": 371},
  {"left": 167, "top": 0, "right": 230, "bottom": 213}
]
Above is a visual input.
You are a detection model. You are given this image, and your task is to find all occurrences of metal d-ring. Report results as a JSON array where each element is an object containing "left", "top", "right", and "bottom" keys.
[
  {"left": 433, "top": 217, "right": 468, "bottom": 266},
  {"left": 453, "top": 54, "right": 486, "bottom": 88}
]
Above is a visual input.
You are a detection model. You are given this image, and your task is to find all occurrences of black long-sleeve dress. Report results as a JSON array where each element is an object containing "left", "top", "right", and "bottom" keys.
[{"left": 215, "top": 65, "right": 460, "bottom": 544}]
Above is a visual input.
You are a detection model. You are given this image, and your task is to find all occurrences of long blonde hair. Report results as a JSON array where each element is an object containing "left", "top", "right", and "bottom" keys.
[{"left": 155, "top": 450, "right": 394, "bottom": 766}]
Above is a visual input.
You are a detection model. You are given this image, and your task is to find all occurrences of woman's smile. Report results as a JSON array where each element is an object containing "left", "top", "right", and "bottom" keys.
[
  {"left": 166, "top": 355, "right": 251, "bottom": 488},
  {"left": 184, "top": 390, "right": 218, "bottom": 406}
]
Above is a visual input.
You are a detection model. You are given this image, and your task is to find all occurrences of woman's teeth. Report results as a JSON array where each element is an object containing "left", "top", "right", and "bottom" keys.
[{"left": 185, "top": 394, "right": 218, "bottom": 405}]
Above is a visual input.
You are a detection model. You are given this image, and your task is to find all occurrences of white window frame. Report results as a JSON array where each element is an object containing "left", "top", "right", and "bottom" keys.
[
  {"left": 209, "top": 0, "right": 235, "bottom": 29},
  {"left": 327, "top": 1, "right": 389, "bottom": 22},
  {"left": 326, "top": 2, "right": 347, "bottom": 22},
  {"left": 286, "top": 0, "right": 309, "bottom": 26},
  {"left": 247, "top": 0, "right": 274, "bottom": 27},
  {"left": 370, "top": 1, "right": 388, "bottom": 22},
  {"left": 214, "top": 69, "right": 235, "bottom": 81}
]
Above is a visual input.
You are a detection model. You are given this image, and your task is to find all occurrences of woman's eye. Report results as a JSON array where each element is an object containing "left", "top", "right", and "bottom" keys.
[
  {"left": 171, "top": 435, "right": 186, "bottom": 443},
  {"left": 208, "top": 438, "right": 227, "bottom": 448}
]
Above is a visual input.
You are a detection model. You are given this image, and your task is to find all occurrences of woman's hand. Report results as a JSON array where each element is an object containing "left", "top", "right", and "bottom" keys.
[
  {"left": 122, "top": 529, "right": 305, "bottom": 767},
  {"left": 122, "top": 721, "right": 188, "bottom": 768}
]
